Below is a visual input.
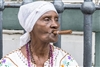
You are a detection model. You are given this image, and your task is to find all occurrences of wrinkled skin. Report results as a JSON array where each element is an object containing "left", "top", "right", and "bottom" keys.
[{"left": 30, "top": 11, "right": 60, "bottom": 43}]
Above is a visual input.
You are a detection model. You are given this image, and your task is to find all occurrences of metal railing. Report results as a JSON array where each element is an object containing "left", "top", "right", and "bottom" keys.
[
  {"left": 53, "top": 1, "right": 95, "bottom": 67},
  {"left": 0, "top": 0, "right": 4, "bottom": 59}
]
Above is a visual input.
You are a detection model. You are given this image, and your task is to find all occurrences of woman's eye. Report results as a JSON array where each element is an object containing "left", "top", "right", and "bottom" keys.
[
  {"left": 44, "top": 18, "right": 50, "bottom": 21},
  {"left": 55, "top": 18, "right": 58, "bottom": 22}
]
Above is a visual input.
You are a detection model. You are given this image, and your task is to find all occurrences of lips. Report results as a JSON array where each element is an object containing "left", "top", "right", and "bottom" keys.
[
  {"left": 48, "top": 30, "right": 59, "bottom": 35},
  {"left": 51, "top": 30, "right": 58, "bottom": 35}
]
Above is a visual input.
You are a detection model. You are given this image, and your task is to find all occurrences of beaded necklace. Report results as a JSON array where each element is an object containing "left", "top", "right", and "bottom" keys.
[{"left": 26, "top": 43, "right": 53, "bottom": 67}]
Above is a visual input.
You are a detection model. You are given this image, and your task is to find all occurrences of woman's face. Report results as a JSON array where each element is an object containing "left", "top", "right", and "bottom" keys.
[{"left": 31, "top": 11, "right": 60, "bottom": 43}]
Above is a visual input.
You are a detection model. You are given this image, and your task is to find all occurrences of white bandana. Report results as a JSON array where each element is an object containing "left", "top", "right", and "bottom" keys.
[{"left": 18, "top": 1, "right": 58, "bottom": 46}]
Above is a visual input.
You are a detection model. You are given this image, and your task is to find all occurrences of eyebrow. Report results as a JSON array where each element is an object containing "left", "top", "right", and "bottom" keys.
[{"left": 42, "top": 14, "right": 59, "bottom": 18}]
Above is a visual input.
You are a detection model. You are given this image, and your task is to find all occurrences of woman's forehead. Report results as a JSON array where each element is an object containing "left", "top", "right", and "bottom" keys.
[{"left": 41, "top": 11, "right": 58, "bottom": 17}]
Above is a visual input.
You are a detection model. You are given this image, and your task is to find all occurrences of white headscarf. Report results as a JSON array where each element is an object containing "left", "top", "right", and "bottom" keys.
[{"left": 18, "top": 1, "right": 58, "bottom": 46}]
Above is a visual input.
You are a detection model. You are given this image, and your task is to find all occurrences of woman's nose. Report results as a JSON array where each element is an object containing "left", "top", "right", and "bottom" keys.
[{"left": 50, "top": 20, "right": 60, "bottom": 29}]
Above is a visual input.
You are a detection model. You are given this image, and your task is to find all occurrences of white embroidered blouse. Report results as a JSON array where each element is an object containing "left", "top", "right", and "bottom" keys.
[{"left": 0, "top": 45, "right": 79, "bottom": 67}]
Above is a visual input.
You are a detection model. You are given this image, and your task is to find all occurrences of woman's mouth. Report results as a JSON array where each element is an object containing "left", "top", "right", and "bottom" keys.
[{"left": 51, "top": 30, "right": 58, "bottom": 35}]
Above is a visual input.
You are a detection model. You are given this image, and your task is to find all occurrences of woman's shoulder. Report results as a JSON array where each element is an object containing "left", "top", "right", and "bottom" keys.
[
  {"left": 53, "top": 45, "right": 79, "bottom": 67},
  {"left": 0, "top": 48, "right": 21, "bottom": 67},
  {"left": 53, "top": 45, "right": 70, "bottom": 56},
  {"left": 3, "top": 48, "right": 20, "bottom": 58}
]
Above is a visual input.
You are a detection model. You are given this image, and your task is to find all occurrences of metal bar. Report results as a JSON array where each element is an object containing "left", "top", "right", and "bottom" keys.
[
  {"left": 84, "top": 14, "right": 92, "bottom": 67},
  {"left": 4, "top": 2, "right": 100, "bottom": 10},
  {"left": 81, "top": 1, "right": 96, "bottom": 67},
  {"left": 95, "top": 32, "right": 100, "bottom": 67},
  {"left": 64, "top": 4, "right": 100, "bottom": 10},
  {"left": 4, "top": 0, "right": 34, "bottom": 8},
  {"left": 0, "top": 11, "right": 2, "bottom": 59},
  {"left": 64, "top": 4, "right": 81, "bottom": 9},
  {"left": 84, "top": 0, "right": 92, "bottom": 2},
  {"left": 0, "top": 0, "right": 4, "bottom": 59},
  {"left": 4, "top": 3, "right": 21, "bottom": 8},
  {"left": 22, "top": 0, "right": 33, "bottom": 4},
  {"left": 95, "top": 5, "right": 100, "bottom": 9}
]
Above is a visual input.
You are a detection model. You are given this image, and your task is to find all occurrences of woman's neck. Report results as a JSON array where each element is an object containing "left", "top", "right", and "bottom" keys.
[{"left": 30, "top": 41, "right": 50, "bottom": 58}]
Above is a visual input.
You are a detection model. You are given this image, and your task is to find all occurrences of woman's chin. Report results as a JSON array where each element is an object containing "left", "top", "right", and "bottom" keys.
[{"left": 50, "top": 38, "right": 58, "bottom": 43}]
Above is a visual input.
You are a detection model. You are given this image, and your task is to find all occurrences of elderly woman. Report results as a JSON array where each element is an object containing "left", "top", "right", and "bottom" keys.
[{"left": 0, "top": 1, "right": 79, "bottom": 67}]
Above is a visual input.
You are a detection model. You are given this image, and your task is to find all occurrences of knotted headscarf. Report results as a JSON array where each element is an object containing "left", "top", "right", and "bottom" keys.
[{"left": 18, "top": 1, "right": 58, "bottom": 46}]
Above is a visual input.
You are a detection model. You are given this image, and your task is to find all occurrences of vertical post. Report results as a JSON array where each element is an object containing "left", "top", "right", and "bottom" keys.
[
  {"left": 0, "top": 11, "right": 2, "bottom": 59},
  {"left": 94, "top": 32, "right": 100, "bottom": 67},
  {"left": 0, "top": 0, "right": 4, "bottom": 59},
  {"left": 53, "top": 0, "right": 64, "bottom": 48},
  {"left": 81, "top": 1, "right": 95, "bottom": 67},
  {"left": 84, "top": 14, "right": 92, "bottom": 67}
]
